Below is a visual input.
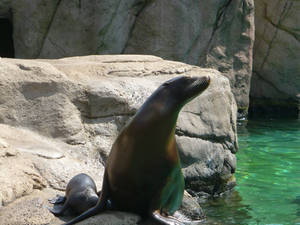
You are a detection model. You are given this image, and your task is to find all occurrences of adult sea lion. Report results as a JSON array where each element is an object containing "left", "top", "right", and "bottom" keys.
[
  {"left": 49, "top": 173, "right": 99, "bottom": 216},
  {"left": 63, "top": 75, "right": 211, "bottom": 225}
]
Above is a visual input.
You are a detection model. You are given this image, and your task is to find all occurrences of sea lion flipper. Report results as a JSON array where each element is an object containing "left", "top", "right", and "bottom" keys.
[
  {"left": 48, "top": 199, "right": 70, "bottom": 216},
  {"left": 140, "top": 211, "right": 182, "bottom": 225},
  {"left": 63, "top": 170, "right": 110, "bottom": 225},
  {"left": 48, "top": 195, "right": 66, "bottom": 204}
]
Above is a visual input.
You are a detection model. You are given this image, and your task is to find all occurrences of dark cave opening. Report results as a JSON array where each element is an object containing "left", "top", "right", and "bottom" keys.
[
  {"left": 0, "top": 18, "right": 15, "bottom": 58},
  {"left": 248, "top": 97, "right": 299, "bottom": 119}
]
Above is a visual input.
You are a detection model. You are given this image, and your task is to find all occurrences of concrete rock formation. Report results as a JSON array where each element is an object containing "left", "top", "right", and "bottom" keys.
[
  {"left": 0, "top": 55, "right": 237, "bottom": 224},
  {"left": 251, "top": 0, "right": 300, "bottom": 117},
  {"left": 0, "top": 0, "right": 254, "bottom": 115}
]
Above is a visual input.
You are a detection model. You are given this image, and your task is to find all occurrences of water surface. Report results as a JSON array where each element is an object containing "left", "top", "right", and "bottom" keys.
[{"left": 202, "top": 119, "right": 300, "bottom": 225}]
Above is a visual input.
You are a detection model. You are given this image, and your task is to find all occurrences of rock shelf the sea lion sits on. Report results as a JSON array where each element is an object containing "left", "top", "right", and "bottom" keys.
[{"left": 62, "top": 75, "right": 211, "bottom": 225}]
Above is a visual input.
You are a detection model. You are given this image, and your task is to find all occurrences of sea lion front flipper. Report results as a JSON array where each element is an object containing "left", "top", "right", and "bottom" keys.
[
  {"left": 48, "top": 195, "right": 66, "bottom": 204},
  {"left": 63, "top": 170, "right": 110, "bottom": 225},
  {"left": 48, "top": 199, "right": 70, "bottom": 216}
]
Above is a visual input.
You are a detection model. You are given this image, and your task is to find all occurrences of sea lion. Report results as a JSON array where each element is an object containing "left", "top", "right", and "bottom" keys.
[
  {"left": 63, "top": 75, "right": 211, "bottom": 225},
  {"left": 49, "top": 173, "right": 99, "bottom": 216}
]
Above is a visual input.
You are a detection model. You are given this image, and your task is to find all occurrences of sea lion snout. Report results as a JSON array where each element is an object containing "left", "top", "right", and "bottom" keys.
[
  {"left": 183, "top": 75, "right": 210, "bottom": 101},
  {"left": 202, "top": 75, "right": 210, "bottom": 89},
  {"left": 195, "top": 75, "right": 210, "bottom": 86},
  {"left": 205, "top": 76, "right": 210, "bottom": 85}
]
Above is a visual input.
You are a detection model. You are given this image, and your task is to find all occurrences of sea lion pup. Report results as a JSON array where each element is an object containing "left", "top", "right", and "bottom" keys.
[
  {"left": 63, "top": 75, "right": 211, "bottom": 225},
  {"left": 49, "top": 173, "right": 99, "bottom": 216}
]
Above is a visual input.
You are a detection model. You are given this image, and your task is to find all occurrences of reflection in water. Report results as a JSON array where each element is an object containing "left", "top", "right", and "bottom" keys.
[
  {"left": 201, "top": 191, "right": 252, "bottom": 225},
  {"left": 292, "top": 196, "right": 300, "bottom": 217},
  {"left": 200, "top": 119, "right": 300, "bottom": 225}
]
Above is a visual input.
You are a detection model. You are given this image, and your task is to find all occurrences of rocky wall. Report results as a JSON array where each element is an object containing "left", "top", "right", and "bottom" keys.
[
  {"left": 251, "top": 0, "right": 300, "bottom": 117},
  {"left": 0, "top": 0, "right": 254, "bottom": 115}
]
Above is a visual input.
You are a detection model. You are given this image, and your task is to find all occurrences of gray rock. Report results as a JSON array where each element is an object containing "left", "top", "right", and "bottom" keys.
[
  {"left": 125, "top": 0, "right": 255, "bottom": 115},
  {"left": 0, "top": 189, "right": 58, "bottom": 225},
  {"left": 0, "top": 0, "right": 254, "bottom": 113},
  {"left": 251, "top": 0, "right": 300, "bottom": 117},
  {"left": 177, "top": 191, "right": 205, "bottom": 221},
  {"left": 0, "top": 124, "right": 103, "bottom": 207},
  {"left": 0, "top": 55, "right": 237, "bottom": 224}
]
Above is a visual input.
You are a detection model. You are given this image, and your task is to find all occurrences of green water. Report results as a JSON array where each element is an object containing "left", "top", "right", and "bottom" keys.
[{"left": 202, "top": 119, "right": 300, "bottom": 225}]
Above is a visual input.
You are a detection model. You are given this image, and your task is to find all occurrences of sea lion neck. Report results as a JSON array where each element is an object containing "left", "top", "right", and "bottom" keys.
[
  {"left": 133, "top": 86, "right": 182, "bottom": 123},
  {"left": 129, "top": 107, "right": 179, "bottom": 142},
  {"left": 130, "top": 97, "right": 180, "bottom": 134}
]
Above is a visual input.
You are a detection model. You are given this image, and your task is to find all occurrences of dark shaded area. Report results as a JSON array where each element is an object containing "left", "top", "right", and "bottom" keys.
[
  {"left": 248, "top": 97, "right": 299, "bottom": 119},
  {"left": 237, "top": 108, "right": 248, "bottom": 121},
  {"left": 292, "top": 196, "right": 300, "bottom": 216},
  {"left": 0, "top": 18, "right": 14, "bottom": 58}
]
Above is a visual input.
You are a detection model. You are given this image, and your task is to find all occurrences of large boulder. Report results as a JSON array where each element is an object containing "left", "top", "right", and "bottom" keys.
[
  {"left": 251, "top": 0, "right": 300, "bottom": 117},
  {"left": 0, "top": 55, "right": 237, "bottom": 224},
  {"left": 0, "top": 0, "right": 254, "bottom": 114}
]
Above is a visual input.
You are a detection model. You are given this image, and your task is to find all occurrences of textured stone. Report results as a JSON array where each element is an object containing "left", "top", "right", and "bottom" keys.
[
  {"left": 177, "top": 191, "right": 205, "bottom": 221},
  {"left": 0, "top": 0, "right": 254, "bottom": 113},
  {"left": 0, "top": 149, "right": 47, "bottom": 208},
  {"left": 125, "top": 0, "right": 255, "bottom": 115},
  {"left": 0, "top": 189, "right": 60, "bottom": 225},
  {"left": 75, "top": 212, "right": 140, "bottom": 225},
  {"left": 0, "top": 55, "right": 236, "bottom": 224},
  {"left": 251, "top": 0, "right": 300, "bottom": 117},
  {"left": 0, "top": 124, "right": 103, "bottom": 207}
]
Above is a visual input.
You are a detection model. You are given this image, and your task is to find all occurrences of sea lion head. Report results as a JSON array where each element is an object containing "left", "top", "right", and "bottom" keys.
[
  {"left": 130, "top": 75, "right": 210, "bottom": 130},
  {"left": 151, "top": 75, "right": 210, "bottom": 114},
  {"left": 163, "top": 75, "right": 210, "bottom": 103}
]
